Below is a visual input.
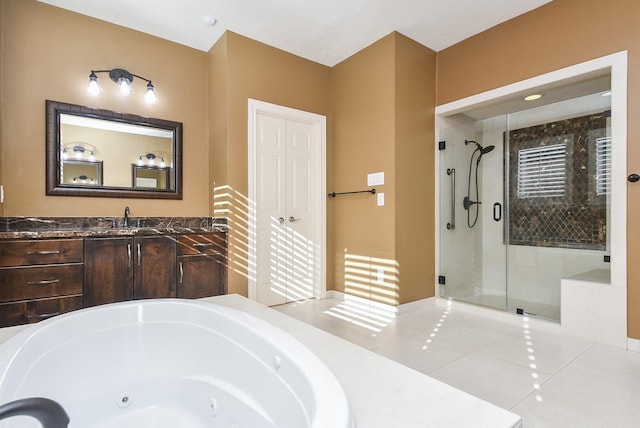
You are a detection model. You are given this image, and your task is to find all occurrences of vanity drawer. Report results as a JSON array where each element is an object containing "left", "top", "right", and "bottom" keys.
[
  {"left": 0, "top": 264, "right": 83, "bottom": 303},
  {"left": 0, "top": 239, "right": 84, "bottom": 267},
  {"left": 177, "top": 233, "right": 226, "bottom": 256},
  {"left": 0, "top": 295, "right": 83, "bottom": 328}
]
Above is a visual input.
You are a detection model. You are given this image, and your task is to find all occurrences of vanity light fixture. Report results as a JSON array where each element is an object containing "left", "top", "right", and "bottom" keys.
[
  {"left": 138, "top": 153, "right": 166, "bottom": 168},
  {"left": 72, "top": 175, "right": 95, "bottom": 184},
  {"left": 62, "top": 143, "right": 99, "bottom": 162},
  {"left": 88, "top": 68, "right": 157, "bottom": 104}
]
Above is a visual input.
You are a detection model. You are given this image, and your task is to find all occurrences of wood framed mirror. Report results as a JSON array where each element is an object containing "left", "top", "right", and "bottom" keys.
[{"left": 46, "top": 100, "right": 183, "bottom": 199}]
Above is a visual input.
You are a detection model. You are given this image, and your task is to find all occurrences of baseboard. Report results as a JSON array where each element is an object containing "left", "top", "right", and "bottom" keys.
[{"left": 628, "top": 337, "right": 640, "bottom": 352}]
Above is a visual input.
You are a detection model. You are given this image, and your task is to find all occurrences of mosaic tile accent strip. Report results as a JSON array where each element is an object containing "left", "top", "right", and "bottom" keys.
[{"left": 508, "top": 112, "right": 608, "bottom": 250}]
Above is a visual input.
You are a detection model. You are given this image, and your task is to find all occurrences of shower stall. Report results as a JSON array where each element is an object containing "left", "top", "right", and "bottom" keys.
[{"left": 438, "top": 73, "right": 613, "bottom": 322}]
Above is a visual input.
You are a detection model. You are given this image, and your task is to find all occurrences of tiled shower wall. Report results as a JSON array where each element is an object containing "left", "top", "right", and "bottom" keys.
[{"left": 508, "top": 112, "right": 608, "bottom": 250}]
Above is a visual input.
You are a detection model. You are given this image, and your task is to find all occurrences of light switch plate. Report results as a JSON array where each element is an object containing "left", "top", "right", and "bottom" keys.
[{"left": 368, "top": 172, "right": 384, "bottom": 186}]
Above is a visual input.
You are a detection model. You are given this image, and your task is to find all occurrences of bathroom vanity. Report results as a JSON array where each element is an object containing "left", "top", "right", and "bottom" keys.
[{"left": 0, "top": 217, "right": 227, "bottom": 327}]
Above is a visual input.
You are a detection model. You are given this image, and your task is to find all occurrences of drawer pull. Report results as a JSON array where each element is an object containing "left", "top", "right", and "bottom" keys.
[
  {"left": 193, "top": 243, "right": 214, "bottom": 248},
  {"left": 25, "top": 312, "right": 60, "bottom": 320},
  {"left": 27, "top": 279, "right": 61, "bottom": 286},
  {"left": 26, "top": 250, "right": 61, "bottom": 255}
]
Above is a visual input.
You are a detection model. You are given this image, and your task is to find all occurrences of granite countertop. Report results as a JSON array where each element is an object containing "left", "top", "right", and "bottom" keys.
[{"left": 0, "top": 216, "right": 228, "bottom": 240}]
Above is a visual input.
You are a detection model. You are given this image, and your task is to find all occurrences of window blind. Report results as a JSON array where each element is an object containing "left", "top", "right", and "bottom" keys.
[
  {"left": 517, "top": 143, "right": 566, "bottom": 198},
  {"left": 595, "top": 136, "right": 611, "bottom": 196}
]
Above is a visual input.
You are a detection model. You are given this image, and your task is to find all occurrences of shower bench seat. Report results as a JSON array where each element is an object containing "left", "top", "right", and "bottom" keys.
[{"left": 561, "top": 268, "right": 626, "bottom": 348}]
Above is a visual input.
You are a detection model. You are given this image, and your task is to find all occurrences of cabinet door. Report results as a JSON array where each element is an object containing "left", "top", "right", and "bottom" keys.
[
  {"left": 0, "top": 295, "right": 83, "bottom": 328},
  {"left": 84, "top": 238, "right": 133, "bottom": 307},
  {"left": 134, "top": 235, "right": 176, "bottom": 299},
  {"left": 177, "top": 255, "right": 225, "bottom": 299}
]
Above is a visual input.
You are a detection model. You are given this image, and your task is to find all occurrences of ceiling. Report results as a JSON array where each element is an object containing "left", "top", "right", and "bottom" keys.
[{"left": 38, "top": 0, "right": 551, "bottom": 67}]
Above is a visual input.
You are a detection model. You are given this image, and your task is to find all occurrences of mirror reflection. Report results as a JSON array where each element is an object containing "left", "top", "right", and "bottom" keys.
[
  {"left": 60, "top": 114, "right": 173, "bottom": 189},
  {"left": 46, "top": 100, "right": 183, "bottom": 199}
]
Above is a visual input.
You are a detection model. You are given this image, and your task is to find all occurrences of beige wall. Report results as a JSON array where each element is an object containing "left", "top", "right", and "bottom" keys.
[
  {"left": 436, "top": 0, "right": 640, "bottom": 338},
  {"left": 209, "top": 32, "right": 332, "bottom": 296},
  {"left": 395, "top": 34, "right": 437, "bottom": 304},
  {"left": 0, "top": 0, "right": 209, "bottom": 216},
  {"left": 331, "top": 33, "right": 436, "bottom": 305},
  {"left": 0, "top": 2, "right": 3, "bottom": 217},
  {"left": 331, "top": 34, "right": 396, "bottom": 303}
]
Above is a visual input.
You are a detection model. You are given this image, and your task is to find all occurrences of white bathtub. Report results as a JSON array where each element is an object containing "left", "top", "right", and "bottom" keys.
[{"left": 0, "top": 299, "right": 354, "bottom": 427}]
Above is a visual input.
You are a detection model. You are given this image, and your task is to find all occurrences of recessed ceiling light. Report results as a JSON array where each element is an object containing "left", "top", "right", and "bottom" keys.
[
  {"left": 202, "top": 15, "right": 217, "bottom": 26},
  {"left": 524, "top": 94, "right": 542, "bottom": 101}
]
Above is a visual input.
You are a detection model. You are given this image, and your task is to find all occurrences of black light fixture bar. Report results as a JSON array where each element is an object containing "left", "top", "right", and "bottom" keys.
[{"left": 88, "top": 68, "right": 157, "bottom": 103}]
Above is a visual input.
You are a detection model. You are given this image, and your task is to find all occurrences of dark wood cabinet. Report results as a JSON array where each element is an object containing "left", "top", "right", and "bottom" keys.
[
  {"left": 84, "top": 237, "right": 133, "bottom": 307},
  {"left": 1, "top": 231, "right": 226, "bottom": 327},
  {"left": 133, "top": 235, "right": 177, "bottom": 299},
  {"left": 177, "top": 233, "right": 227, "bottom": 298},
  {"left": 84, "top": 236, "right": 177, "bottom": 306},
  {"left": 0, "top": 239, "right": 84, "bottom": 327}
]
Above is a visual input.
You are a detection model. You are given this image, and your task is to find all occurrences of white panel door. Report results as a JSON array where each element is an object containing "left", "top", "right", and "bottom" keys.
[
  {"left": 256, "top": 113, "right": 288, "bottom": 306},
  {"left": 255, "top": 112, "right": 317, "bottom": 306},
  {"left": 285, "top": 119, "right": 316, "bottom": 302}
]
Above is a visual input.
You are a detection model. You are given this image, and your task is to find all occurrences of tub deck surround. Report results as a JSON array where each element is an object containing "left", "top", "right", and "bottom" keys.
[
  {"left": 0, "top": 217, "right": 228, "bottom": 239},
  {"left": 0, "top": 295, "right": 522, "bottom": 428},
  {"left": 208, "top": 295, "right": 522, "bottom": 428}
]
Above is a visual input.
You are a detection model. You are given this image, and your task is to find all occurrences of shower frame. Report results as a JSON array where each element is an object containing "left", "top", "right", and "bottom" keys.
[{"left": 434, "top": 52, "right": 628, "bottom": 327}]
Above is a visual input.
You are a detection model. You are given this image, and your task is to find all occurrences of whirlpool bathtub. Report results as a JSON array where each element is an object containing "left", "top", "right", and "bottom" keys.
[{"left": 0, "top": 299, "right": 354, "bottom": 427}]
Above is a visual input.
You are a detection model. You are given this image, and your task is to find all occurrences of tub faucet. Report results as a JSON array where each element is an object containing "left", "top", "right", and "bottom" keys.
[
  {"left": 0, "top": 397, "right": 70, "bottom": 427},
  {"left": 123, "top": 206, "right": 130, "bottom": 228}
]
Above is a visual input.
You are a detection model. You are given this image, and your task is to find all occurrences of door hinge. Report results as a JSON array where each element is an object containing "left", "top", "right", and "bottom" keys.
[
  {"left": 438, "top": 275, "right": 446, "bottom": 285},
  {"left": 438, "top": 141, "right": 446, "bottom": 150}
]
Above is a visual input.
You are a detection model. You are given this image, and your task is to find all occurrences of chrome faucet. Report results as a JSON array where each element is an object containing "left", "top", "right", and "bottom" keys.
[
  {"left": 0, "top": 397, "right": 70, "bottom": 427},
  {"left": 123, "top": 206, "right": 130, "bottom": 228}
]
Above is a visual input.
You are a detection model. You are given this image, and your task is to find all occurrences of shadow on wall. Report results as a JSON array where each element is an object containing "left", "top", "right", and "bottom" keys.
[
  {"left": 213, "top": 185, "right": 254, "bottom": 282},
  {"left": 343, "top": 251, "right": 399, "bottom": 306}
]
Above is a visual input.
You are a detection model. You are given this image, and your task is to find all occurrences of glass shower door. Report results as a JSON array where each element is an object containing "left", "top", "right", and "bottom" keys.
[
  {"left": 505, "top": 94, "right": 612, "bottom": 321},
  {"left": 438, "top": 120, "right": 507, "bottom": 310}
]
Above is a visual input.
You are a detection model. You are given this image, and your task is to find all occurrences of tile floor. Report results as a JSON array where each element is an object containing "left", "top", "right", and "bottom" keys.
[{"left": 274, "top": 296, "right": 640, "bottom": 428}]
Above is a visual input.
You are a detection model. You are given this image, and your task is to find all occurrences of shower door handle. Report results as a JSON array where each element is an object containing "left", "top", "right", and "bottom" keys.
[
  {"left": 446, "top": 168, "right": 455, "bottom": 230},
  {"left": 493, "top": 202, "right": 502, "bottom": 222}
]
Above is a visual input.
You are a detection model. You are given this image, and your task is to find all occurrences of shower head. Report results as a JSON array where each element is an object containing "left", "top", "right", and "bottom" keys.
[
  {"left": 480, "top": 145, "right": 495, "bottom": 155},
  {"left": 465, "top": 140, "right": 495, "bottom": 156}
]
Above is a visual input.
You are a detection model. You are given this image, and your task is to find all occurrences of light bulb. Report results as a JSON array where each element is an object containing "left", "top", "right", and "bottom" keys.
[
  {"left": 159, "top": 158, "right": 166, "bottom": 168},
  {"left": 88, "top": 72, "right": 100, "bottom": 96},
  {"left": 117, "top": 77, "right": 132, "bottom": 96},
  {"left": 137, "top": 156, "right": 144, "bottom": 166},
  {"left": 89, "top": 152, "right": 95, "bottom": 162},
  {"left": 145, "top": 82, "right": 157, "bottom": 104}
]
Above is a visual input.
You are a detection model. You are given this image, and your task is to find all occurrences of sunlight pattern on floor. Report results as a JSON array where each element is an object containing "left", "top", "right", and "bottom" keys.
[
  {"left": 323, "top": 296, "right": 396, "bottom": 333},
  {"left": 422, "top": 299, "right": 452, "bottom": 350}
]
